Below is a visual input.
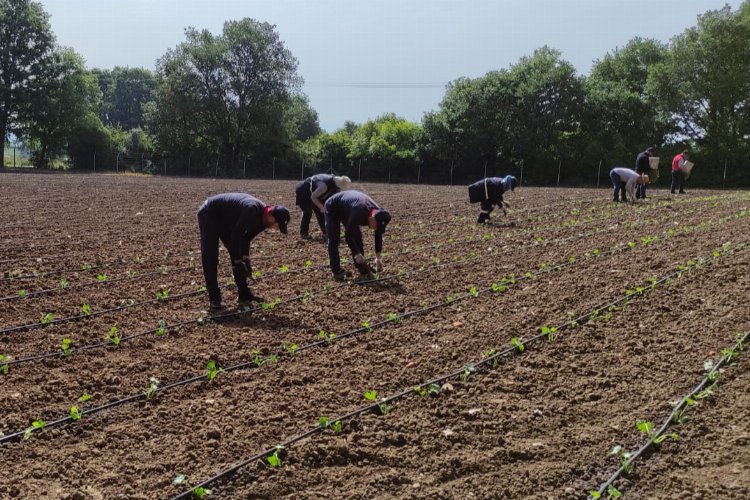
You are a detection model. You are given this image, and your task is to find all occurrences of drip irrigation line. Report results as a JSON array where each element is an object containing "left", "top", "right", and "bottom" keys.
[
  {"left": 0, "top": 263, "right": 110, "bottom": 283},
  {"left": 170, "top": 241, "right": 750, "bottom": 500},
  {"left": 0, "top": 265, "right": 196, "bottom": 302},
  {"left": 590, "top": 328, "right": 750, "bottom": 499},
  {"left": 0, "top": 289, "right": 204, "bottom": 336}
]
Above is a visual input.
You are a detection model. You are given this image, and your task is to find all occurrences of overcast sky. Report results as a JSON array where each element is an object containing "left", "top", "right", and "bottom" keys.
[{"left": 37, "top": 0, "right": 743, "bottom": 131}]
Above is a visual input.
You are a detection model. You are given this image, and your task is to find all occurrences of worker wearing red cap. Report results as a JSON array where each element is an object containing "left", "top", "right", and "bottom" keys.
[{"left": 198, "top": 193, "right": 290, "bottom": 310}]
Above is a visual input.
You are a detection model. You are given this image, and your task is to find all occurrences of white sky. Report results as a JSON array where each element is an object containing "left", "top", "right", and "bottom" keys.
[{"left": 37, "top": 0, "right": 743, "bottom": 131}]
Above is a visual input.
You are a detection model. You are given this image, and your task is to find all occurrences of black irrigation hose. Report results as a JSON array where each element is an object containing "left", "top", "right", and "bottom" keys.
[
  {"left": 170, "top": 241, "right": 750, "bottom": 499},
  {"left": 0, "top": 288, "right": 204, "bottom": 336},
  {"left": 0, "top": 265, "right": 196, "bottom": 302},
  {"left": 0, "top": 263, "right": 110, "bottom": 283},
  {"left": 590, "top": 328, "right": 750, "bottom": 499}
]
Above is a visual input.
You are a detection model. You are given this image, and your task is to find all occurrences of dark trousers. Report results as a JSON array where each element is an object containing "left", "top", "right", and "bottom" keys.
[
  {"left": 671, "top": 170, "right": 685, "bottom": 194},
  {"left": 635, "top": 176, "right": 647, "bottom": 199},
  {"left": 325, "top": 217, "right": 363, "bottom": 273},
  {"left": 477, "top": 200, "right": 496, "bottom": 223},
  {"left": 198, "top": 210, "right": 251, "bottom": 303},
  {"left": 299, "top": 202, "right": 326, "bottom": 237},
  {"left": 610, "top": 172, "right": 627, "bottom": 201}
]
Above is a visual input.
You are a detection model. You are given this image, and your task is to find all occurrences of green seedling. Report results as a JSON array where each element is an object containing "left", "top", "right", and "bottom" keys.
[
  {"left": 261, "top": 298, "right": 281, "bottom": 310},
  {"left": 413, "top": 386, "right": 428, "bottom": 397},
  {"left": 196, "top": 284, "right": 207, "bottom": 293},
  {"left": 0, "top": 354, "right": 12, "bottom": 374},
  {"left": 361, "top": 320, "right": 372, "bottom": 332},
  {"left": 69, "top": 405, "right": 82, "bottom": 421},
  {"left": 428, "top": 383, "right": 441, "bottom": 397},
  {"left": 469, "top": 287, "right": 479, "bottom": 298},
  {"left": 60, "top": 277, "right": 69, "bottom": 289},
  {"left": 386, "top": 312, "right": 401, "bottom": 323},
  {"left": 490, "top": 282, "right": 507, "bottom": 293},
  {"left": 173, "top": 474, "right": 211, "bottom": 499},
  {"left": 144, "top": 376, "right": 160, "bottom": 400},
  {"left": 78, "top": 393, "right": 92, "bottom": 402},
  {"left": 511, "top": 337, "right": 525, "bottom": 353},
  {"left": 23, "top": 419, "right": 46, "bottom": 440},
  {"left": 305, "top": 259, "right": 312, "bottom": 268},
  {"left": 135, "top": 255, "right": 144, "bottom": 264},
  {"left": 300, "top": 291, "right": 313, "bottom": 304},
  {"left": 364, "top": 390, "right": 377, "bottom": 401},
  {"left": 127, "top": 270, "right": 138, "bottom": 278},
  {"left": 96, "top": 273, "right": 107, "bottom": 282},
  {"left": 105, "top": 326, "right": 121, "bottom": 345},
  {"left": 459, "top": 364, "right": 476, "bottom": 382},
  {"left": 636, "top": 419, "right": 678, "bottom": 444},
  {"left": 155, "top": 289, "right": 170, "bottom": 301},
  {"left": 158, "top": 266, "right": 168, "bottom": 274},
  {"left": 155, "top": 320, "right": 166, "bottom": 336},
  {"left": 482, "top": 349, "right": 499, "bottom": 368},
  {"left": 281, "top": 342, "right": 299, "bottom": 356},
  {"left": 40, "top": 313, "right": 54, "bottom": 324},
  {"left": 318, "top": 417, "right": 343, "bottom": 433},
  {"left": 251, "top": 270, "right": 262, "bottom": 280},
  {"left": 81, "top": 263, "right": 92, "bottom": 271},
  {"left": 567, "top": 312, "right": 578, "bottom": 329},
  {"left": 206, "top": 360, "right": 222, "bottom": 381},
  {"left": 318, "top": 329, "right": 336, "bottom": 344},
  {"left": 721, "top": 346, "right": 738, "bottom": 363},
  {"left": 627, "top": 241, "right": 636, "bottom": 249},
  {"left": 540, "top": 325, "right": 558, "bottom": 342},
  {"left": 610, "top": 445, "right": 632, "bottom": 474},
  {"left": 279, "top": 264, "right": 289, "bottom": 273},
  {"left": 266, "top": 446, "right": 283, "bottom": 468},
  {"left": 61, "top": 338, "right": 73, "bottom": 356},
  {"left": 607, "top": 485, "right": 623, "bottom": 498},
  {"left": 18, "top": 289, "right": 28, "bottom": 299},
  {"left": 251, "top": 349, "right": 265, "bottom": 367},
  {"left": 81, "top": 303, "right": 91, "bottom": 316}
]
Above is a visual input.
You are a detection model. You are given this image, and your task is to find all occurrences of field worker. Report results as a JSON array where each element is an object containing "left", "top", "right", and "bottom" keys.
[
  {"left": 610, "top": 167, "right": 649, "bottom": 203},
  {"left": 468, "top": 175, "right": 518, "bottom": 224},
  {"left": 671, "top": 150, "right": 690, "bottom": 195},
  {"left": 635, "top": 147, "right": 655, "bottom": 199},
  {"left": 324, "top": 190, "right": 391, "bottom": 281},
  {"left": 198, "top": 193, "right": 290, "bottom": 310},
  {"left": 295, "top": 174, "right": 352, "bottom": 239}
]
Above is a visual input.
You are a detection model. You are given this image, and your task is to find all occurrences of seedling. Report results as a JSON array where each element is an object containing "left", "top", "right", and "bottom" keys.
[
  {"left": 105, "top": 326, "right": 121, "bottom": 345},
  {"left": 567, "top": 312, "right": 578, "bottom": 329},
  {"left": 279, "top": 265, "right": 289, "bottom": 273},
  {"left": 40, "top": 313, "right": 54, "bottom": 324},
  {"left": 386, "top": 312, "right": 401, "bottom": 323},
  {"left": 81, "top": 303, "right": 91, "bottom": 316},
  {"left": 155, "top": 320, "right": 166, "bottom": 336},
  {"left": 0, "top": 354, "right": 12, "bottom": 374},
  {"left": 540, "top": 325, "right": 558, "bottom": 342},
  {"left": 459, "top": 364, "right": 476, "bottom": 382},
  {"left": 636, "top": 419, "right": 678, "bottom": 444},
  {"left": 60, "top": 277, "right": 69, "bottom": 289},
  {"left": 158, "top": 266, "right": 168, "bottom": 274},
  {"left": 78, "top": 393, "right": 92, "bottom": 402},
  {"left": 61, "top": 338, "right": 73, "bottom": 356},
  {"left": 266, "top": 446, "right": 283, "bottom": 468},
  {"left": 18, "top": 289, "right": 28, "bottom": 299},
  {"left": 305, "top": 259, "right": 312, "bottom": 268},
  {"left": 490, "top": 282, "right": 507, "bottom": 293},
  {"left": 260, "top": 298, "right": 281, "bottom": 310},
  {"left": 144, "top": 376, "right": 160, "bottom": 400},
  {"left": 428, "top": 383, "right": 441, "bottom": 397},
  {"left": 318, "top": 329, "right": 336, "bottom": 344},
  {"left": 318, "top": 417, "right": 343, "bottom": 433},
  {"left": 610, "top": 445, "right": 632, "bottom": 474},
  {"left": 251, "top": 270, "right": 262, "bottom": 280},
  {"left": 721, "top": 346, "right": 738, "bottom": 363},
  {"left": 469, "top": 287, "right": 479, "bottom": 298},
  {"left": 135, "top": 255, "right": 144, "bottom": 264},
  {"left": 23, "top": 419, "right": 46, "bottom": 440},
  {"left": 413, "top": 386, "right": 428, "bottom": 397},
  {"left": 361, "top": 320, "right": 372, "bottom": 332},
  {"left": 96, "top": 273, "right": 107, "bottom": 282},
  {"left": 173, "top": 475, "right": 211, "bottom": 499},
  {"left": 627, "top": 242, "right": 636, "bottom": 249},
  {"left": 206, "top": 360, "right": 222, "bottom": 381},
  {"left": 69, "top": 405, "right": 82, "bottom": 421},
  {"left": 482, "top": 349, "right": 499, "bottom": 368},
  {"left": 511, "top": 337, "right": 525, "bottom": 353},
  {"left": 127, "top": 270, "right": 138, "bottom": 278},
  {"left": 281, "top": 342, "right": 299, "bottom": 356},
  {"left": 81, "top": 263, "right": 92, "bottom": 271},
  {"left": 364, "top": 390, "right": 377, "bottom": 401},
  {"left": 155, "top": 289, "right": 170, "bottom": 301}
]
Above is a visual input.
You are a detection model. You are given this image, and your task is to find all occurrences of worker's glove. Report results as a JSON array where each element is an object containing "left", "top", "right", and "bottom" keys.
[{"left": 233, "top": 261, "right": 251, "bottom": 280}]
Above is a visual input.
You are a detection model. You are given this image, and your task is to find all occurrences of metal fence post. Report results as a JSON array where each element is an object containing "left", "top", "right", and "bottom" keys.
[
  {"left": 556, "top": 160, "right": 561, "bottom": 187},
  {"left": 388, "top": 164, "right": 391, "bottom": 184},
  {"left": 358, "top": 159, "right": 362, "bottom": 181},
  {"left": 417, "top": 164, "right": 421, "bottom": 184},
  {"left": 272, "top": 157, "right": 276, "bottom": 180},
  {"left": 597, "top": 159, "right": 602, "bottom": 188},
  {"left": 93, "top": 151, "right": 96, "bottom": 172},
  {"left": 450, "top": 161, "right": 454, "bottom": 185}
]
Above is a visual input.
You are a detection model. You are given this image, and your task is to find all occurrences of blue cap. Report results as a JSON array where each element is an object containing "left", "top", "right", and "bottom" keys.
[{"left": 503, "top": 175, "right": 518, "bottom": 191}]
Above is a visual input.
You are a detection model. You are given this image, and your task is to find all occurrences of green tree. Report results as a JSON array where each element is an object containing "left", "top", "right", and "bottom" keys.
[
  {"left": 0, "top": 0, "right": 55, "bottom": 167},
  {"left": 95, "top": 66, "right": 157, "bottom": 130},
  {"left": 152, "top": 18, "right": 302, "bottom": 173},
  {"left": 648, "top": 3, "right": 750, "bottom": 179}
]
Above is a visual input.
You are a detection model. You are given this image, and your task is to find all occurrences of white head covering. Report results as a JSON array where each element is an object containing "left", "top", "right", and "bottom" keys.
[{"left": 334, "top": 176, "right": 352, "bottom": 189}]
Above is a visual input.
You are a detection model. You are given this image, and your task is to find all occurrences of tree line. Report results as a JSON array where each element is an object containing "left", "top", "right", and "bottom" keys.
[{"left": 1, "top": 0, "right": 748, "bottom": 185}]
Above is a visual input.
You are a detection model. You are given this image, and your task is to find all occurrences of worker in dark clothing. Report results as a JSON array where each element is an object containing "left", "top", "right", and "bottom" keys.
[
  {"left": 295, "top": 174, "right": 352, "bottom": 239},
  {"left": 635, "top": 147, "right": 655, "bottom": 199},
  {"left": 468, "top": 175, "right": 518, "bottom": 224},
  {"left": 324, "top": 191, "right": 391, "bottom": 281},
  {"left": 197, "top": 193, "right": 290, "bottom": 310}
]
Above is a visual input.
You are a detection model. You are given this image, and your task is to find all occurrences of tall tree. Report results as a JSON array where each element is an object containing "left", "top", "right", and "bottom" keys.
[
  {"left": 153, "top": 18, "right": 302, "bottom": 171},
  {"left": 95, "top": 66, "right": 157, "bottom": 130},
  {"left": 0, "top": 0, "right": 54, "bottom": 167}
]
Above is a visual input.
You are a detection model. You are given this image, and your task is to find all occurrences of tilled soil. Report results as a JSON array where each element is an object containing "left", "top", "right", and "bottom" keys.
[{"left": 0, "top": 171, "right": 748, "bottom": 499}]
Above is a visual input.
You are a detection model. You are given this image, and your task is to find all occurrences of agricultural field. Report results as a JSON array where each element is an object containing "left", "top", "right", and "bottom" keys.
[{"left": 1, "top": 172, "right": 749, "bottom": 499}]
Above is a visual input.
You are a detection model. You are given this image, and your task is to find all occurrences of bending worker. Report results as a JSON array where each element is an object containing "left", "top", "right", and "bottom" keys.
[
  {"left": 468, "top": 175, "right": 518, "bottom": 224},
  {"left": 198, "top": 193, "right": 290, "bottom": 310},
  {"left": 610, "top": 167, "right": 649, "bottom": 203},
  {"left": 324, "top": 190, "right": 391, "bottom": 281},
  {"left": 295, "top": 174, "right": 352, "bottom": 239}
]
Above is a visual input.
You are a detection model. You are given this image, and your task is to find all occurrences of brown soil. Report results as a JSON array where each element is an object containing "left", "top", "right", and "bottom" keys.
[{"left": 0, "top": 171, "right": 749, "bottom": 499}]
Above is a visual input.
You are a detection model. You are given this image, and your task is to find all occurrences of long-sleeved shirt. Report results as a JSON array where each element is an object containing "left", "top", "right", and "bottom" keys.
[
  {"left": 468, "top": 177, "right": 506, "bottom": 204},
  {"left": 325, "top": 190, "right": 384, "bottom": 253},
  {"left": 611, "top": 168, "right": 641, "bottom": 201},
  {"left": 635, "top": 152, "right": 651, "bottom": 173},
  {"left": 198, "top": 193, "right": 266, "bottom": 261},
  {"left": 295, "top": 174, "right": 340, "bottom": 210}
]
